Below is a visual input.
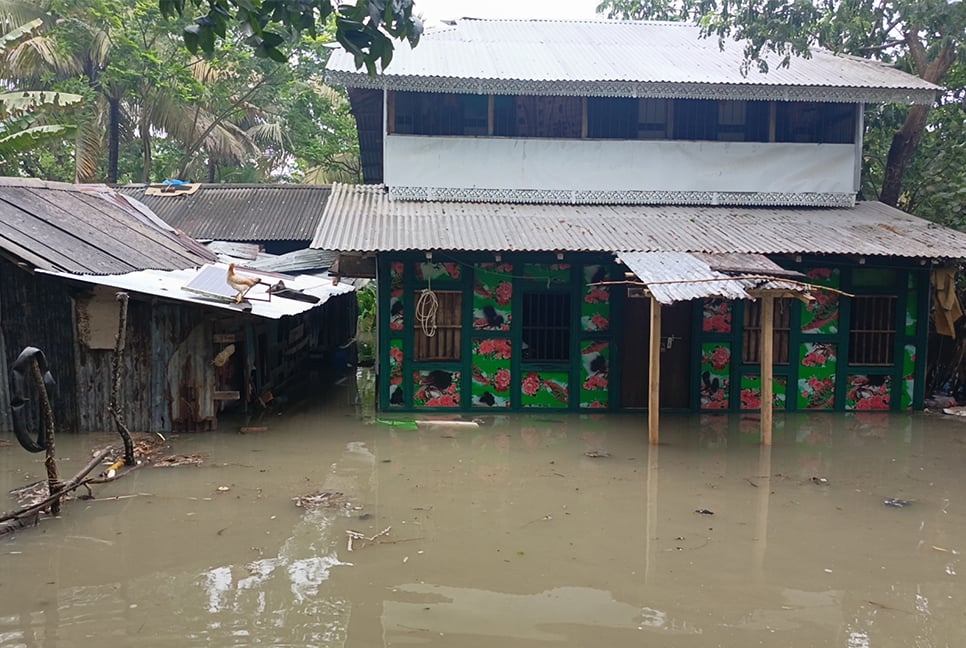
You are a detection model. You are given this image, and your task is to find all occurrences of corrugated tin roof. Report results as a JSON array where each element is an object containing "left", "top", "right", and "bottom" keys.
[
  {"left": 0, "top": 178, "right": 215, "bottom": 274},
  {"left": 326, "top": 19, "right": 939, "bottom": 105},
  {"left": 41, "top": 263, "right": 355, "bottom": 320},
  {"left": 312, "top": 183, "right": 966, "bottom": 260},
  {"left": 618, "top": 252, "right": 806, "bottom": 304},
  {"left": 117, "top": 184, "right": 331, "bottom": 242}
]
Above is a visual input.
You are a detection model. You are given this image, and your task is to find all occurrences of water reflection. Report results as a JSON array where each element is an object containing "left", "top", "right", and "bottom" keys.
[{"left": 1, "top": 395, "right": 965, "bottom": 647}]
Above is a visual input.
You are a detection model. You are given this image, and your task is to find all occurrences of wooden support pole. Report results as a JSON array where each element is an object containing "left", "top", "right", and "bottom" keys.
[
  {"left": 753, "top": 443, "right": 772, "bottom": 579},
  {"left": 648, "top": 298, "right": 662, "bottom": 445},
  {"left": 644, "top": 444, "right": 659, "bottom": 583},
  {"left": 760, "top": 295, "right": 775, "bottom": 445}
]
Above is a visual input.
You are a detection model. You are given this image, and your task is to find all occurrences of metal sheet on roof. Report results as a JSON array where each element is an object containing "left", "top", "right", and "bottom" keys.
[
  {"left": 326, "top": 19, "right": 939, "bottom": 105},
  {"left": 41, "top": 263, "right": 354, "bottom": 320},
  {"left": 0, "top": 178, "right": 215, "bottom": 274},
  {"left": 117, "top": 184, "right": 331, "bottom": 242},
  {"left": 617, "top": 252, "right": 806, "bottom": 304},
  {"left": 312, "top": 184, "right": 966, "bottom": 260}
]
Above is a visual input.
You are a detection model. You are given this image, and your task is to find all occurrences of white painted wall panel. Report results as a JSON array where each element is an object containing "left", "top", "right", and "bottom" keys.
[{"left": 384, "top": 136, "right": 857, "bottom": 196}]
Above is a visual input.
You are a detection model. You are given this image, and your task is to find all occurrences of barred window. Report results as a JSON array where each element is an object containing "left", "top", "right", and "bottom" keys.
[
  {"left": 743, "top": 298, "right": 791, "bottom": 364},
  {"left": 414, "top": 291, "right": 462, "bottom": 361},
  {"left": 849, "top": 296, "right": 896, "bottom": 366},
  {"left": 522, "top": 292, "right": 571, "bottom": 362}
]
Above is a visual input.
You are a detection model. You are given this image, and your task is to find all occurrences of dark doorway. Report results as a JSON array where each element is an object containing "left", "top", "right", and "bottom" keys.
[{"left": 621, "top": 297, "right": 692, "bottom": 409}]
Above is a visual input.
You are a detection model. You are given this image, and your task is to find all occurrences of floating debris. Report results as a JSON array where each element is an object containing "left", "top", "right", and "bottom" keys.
[
  {"left": 153, "top": 453, "right": 205, "bottom": 468},
  {"left": 811, "top": 476, "right": 829, "bottom": 485},
  {"left": 695, "top": 509, "right": 715, "bottom": 516},
  {"left": 584, "top": 450, "right": 611, "bottom": 458},
  {"left": 292, "top": 491, "right": 352, "bottom": 512},
  {"left": 216, "top": 485, "right": 231, "bottom": 493},
  {"left": 884, "top": 498, "right": 911, "bottom": 508}
]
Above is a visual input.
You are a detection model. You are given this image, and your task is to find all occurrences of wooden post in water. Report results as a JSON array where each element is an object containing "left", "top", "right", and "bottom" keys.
[
  {"left": 645, "top": 444, "right": 659, "bottom": 584},
  {"left": 30, "top": 358, "right": 61, "bottom": 514},
  {"left": 648, "top": 297, "right": 662, "bottom": 445},
  {"left": 760, "top": 295, "right": 775, "bottom": 445}
]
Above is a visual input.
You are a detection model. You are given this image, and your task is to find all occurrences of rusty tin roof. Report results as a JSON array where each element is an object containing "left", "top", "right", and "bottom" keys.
[
  {"left": 0, "top": 178, "right": 215, "bottom": 274},
  {"left": 118, "top": 184, "right": 331, "bottom": 243}
]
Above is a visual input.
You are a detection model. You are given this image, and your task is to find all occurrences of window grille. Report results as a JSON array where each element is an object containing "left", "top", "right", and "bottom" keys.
[
  {"left": 587, "top": 97, "right": 638, "bottom": 139},
  {"left": 638, "top": 98, "right": 669, "bottom": 139},
  {"left": 849, "top": 295, "right": 896, "bottom": 366},
  {"left": 522, "top": 292, "right": 571, "bottom": 362},
  {"left": 742, "top": 298, "right": 792, "bottom": 364},
  {"left": 414, "top": 291, "right": 462, "bottom": 361},
  {"left": 776, "top": 102, "right": 855, "bottom": 144},
  {"left": 393, "top": 92, "right": 487, "bottom": 136}
]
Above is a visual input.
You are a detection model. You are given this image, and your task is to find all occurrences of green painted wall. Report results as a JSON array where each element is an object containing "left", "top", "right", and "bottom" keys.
[{"left": 378, "top": 253, "right": 932, "bottom": 413}]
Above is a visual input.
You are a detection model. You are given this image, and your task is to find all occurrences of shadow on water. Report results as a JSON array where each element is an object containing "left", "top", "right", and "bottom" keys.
[{"left": 1, "top": 370, "right": 965, "bottom": 646}]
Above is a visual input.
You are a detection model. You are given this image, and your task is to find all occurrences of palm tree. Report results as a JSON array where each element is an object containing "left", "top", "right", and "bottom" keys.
[{"left": 0, "top": 17, "right": 82, "bottom": 165}]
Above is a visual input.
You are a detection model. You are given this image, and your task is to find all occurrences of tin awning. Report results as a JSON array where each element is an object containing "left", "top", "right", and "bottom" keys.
[{"left": 616, "top": 251, "right": 807, "bottom": 304}]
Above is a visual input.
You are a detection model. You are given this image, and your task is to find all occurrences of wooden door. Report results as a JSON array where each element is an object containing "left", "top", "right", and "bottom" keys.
[{"left": 621, "top": 298, "right": 692, "bottom": 409}]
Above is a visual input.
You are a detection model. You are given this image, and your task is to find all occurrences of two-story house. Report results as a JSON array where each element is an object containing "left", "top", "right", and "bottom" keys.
[{"left": 313, "top": 18, "right": 966, "bottom": 416}]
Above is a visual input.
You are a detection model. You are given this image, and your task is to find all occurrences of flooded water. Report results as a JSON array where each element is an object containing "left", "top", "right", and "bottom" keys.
[{"left": 2, "top": 371, "right": 966, "bottom": 647}]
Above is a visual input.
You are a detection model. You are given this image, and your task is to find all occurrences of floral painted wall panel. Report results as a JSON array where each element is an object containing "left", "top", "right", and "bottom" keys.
[
  {"left": 905, "top": 291, "right": 918, "bottom": 336},
  {"left": 700, "top": 342, "right": 731, "bottom": 410},
  {"left": 797, "top": 342, "right": 837, "bottom": 409},
  {"left": 901, "top": 344, "right": 916, "bottom": 410},
  {"left": 473, "top": 263, "right": 513, "bottom": 331},
  {"left": 413, "top": 369, "right": 461, "bottom": 407},
  {"left": 739, "top": 374, "right": 787, "bottom": 410},
  {"left": 702, "top": 299, "right": 732, "bottom": 334},
  {"left": 388, "top": 340, "right": 405, "bottom": 407},
  {"left": 472, "top": 338, "right": 512, "bottom": 408},
  {"left": 521, "top": 371, "right": 570, "bottom": 408},
  {"left": 523, "top": 263, "right": 571, "bottom": 284},
  {"left": 845, "top": 375, "right": 891, "bottom": 410},
  {"left": 389, "top": 262, "right": 405, "bottom": 331},
  {"left": 801, "top": 268, "right": 840, "bottom": 334},
  {"left": 581, "top": 265, "right": 610, "bottom": 332},
  {"left": 580, "top": 341, "right": 609, "bottom": 409},
  {"left": 416, "top": 262, "right": 461, "bottom": 282}
]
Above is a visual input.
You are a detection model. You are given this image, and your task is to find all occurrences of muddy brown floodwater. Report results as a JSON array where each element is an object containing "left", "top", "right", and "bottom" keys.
[{"left": 2, "top": 371, "right": 966, "bottom": 647}]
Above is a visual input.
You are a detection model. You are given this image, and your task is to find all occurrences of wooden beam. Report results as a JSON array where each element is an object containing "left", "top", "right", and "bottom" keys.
[
  {"left": 760, "top": 295, "right": 775, "bottom": 445},
  {"left": 648, "top": 298, "right": 662, "bottom": 445}
]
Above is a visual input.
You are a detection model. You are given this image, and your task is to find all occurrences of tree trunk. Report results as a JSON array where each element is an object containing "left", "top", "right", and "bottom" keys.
[
  {"left": 107, "top": 97, "right": 121, "bottom": 184},
  {"left": 878, "top": 44, "right": 957, "bottom": 207},
  {"left": 140, "top": 107, "right": 152, "bottom": 184}
]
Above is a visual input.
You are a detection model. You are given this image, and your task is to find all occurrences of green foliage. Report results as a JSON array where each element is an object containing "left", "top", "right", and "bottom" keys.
[{"left": 159, "top": 0, "right": 422, "bottom": 73}]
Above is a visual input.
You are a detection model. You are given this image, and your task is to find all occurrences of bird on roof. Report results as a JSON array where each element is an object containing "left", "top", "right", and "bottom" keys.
[{"left": 226, "top": 263, "right": 261, "bottom": 303}]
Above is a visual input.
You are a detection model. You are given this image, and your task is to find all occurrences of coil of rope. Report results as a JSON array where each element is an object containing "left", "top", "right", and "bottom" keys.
[{"left": 415, "top": 281, "right": 439, "bottom": 337}]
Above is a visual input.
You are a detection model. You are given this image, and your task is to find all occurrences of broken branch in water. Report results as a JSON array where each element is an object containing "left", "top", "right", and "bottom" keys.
[
  {"left": 0, "top": 446, "right": 113, "bottom": 531},
  {"left": 346, "top": 526, "right": 392, "bottom": 551}
]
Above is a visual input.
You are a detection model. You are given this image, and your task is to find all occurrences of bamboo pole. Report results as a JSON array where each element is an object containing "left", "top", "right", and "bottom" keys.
[
  {"left": 760, "top": 295, "right": 775, "bottom": 445},
  {"left": 648, "top": 298, "right": 662, "bottom": 445}
]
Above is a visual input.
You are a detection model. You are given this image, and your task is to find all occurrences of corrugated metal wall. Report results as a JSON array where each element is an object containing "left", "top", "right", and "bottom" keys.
[{"left": 0, "top": 262, "right": 80, "bottom": 434}]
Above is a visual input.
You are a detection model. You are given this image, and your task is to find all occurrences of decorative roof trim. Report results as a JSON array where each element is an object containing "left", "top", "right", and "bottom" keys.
[
  {"left": 325, "top": 71, "right": 936, "bottom": 105},
  {"left": 387, "top": 186, "right": 857, "bottom": 208}
]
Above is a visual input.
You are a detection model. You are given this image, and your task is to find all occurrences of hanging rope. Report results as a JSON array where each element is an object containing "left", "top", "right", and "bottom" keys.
[{"left": 415, "top": 276, "right": 439, "bottom": 337}]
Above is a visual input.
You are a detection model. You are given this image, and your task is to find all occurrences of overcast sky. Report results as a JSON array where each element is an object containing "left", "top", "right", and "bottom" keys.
[{"left": 412, "top": 0, "right": 604, "bottom": 25}]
